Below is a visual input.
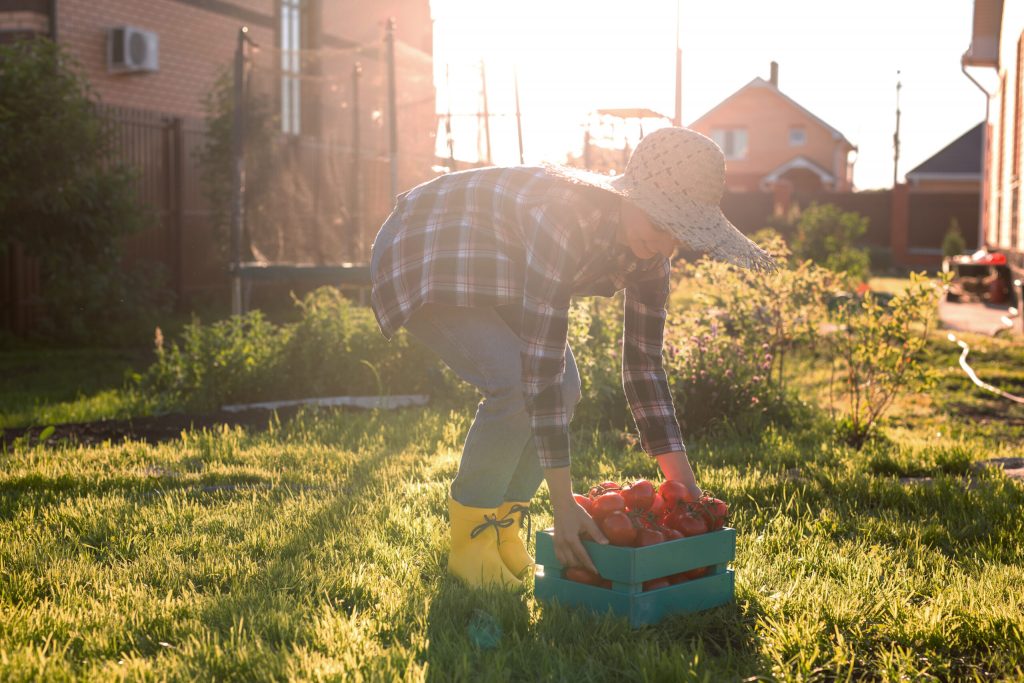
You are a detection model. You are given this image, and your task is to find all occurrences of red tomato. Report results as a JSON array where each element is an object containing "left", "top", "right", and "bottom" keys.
[
  {"left": 649, "top": 492, "right": 666, "bottom": 516},
  {"left": 658, "top": 480, "right": 696, "bottom": 508},
  {"left": 642, "top": 578, "right": 671, "bottom": 591},
  {"left": 591, "top": 492, "right": 626, "bottom": 520},
  {"left": 667, "top": 572, "right": 690, "bottom": 584},
  {"left": 699, "top": 496, "right": 729, "bottom": 531},
  {"left": 589, "top": 480, "right": 621, "bottom": 498},
  {"left": 665, "top": 510, "right": 709, "bottom": 537},
  {"left": 564, "top": 567, "right": 603, "bottom": 585},
  {"left": 598, "top": 578, "right": 613, "bottom": 589},
  {"left": 573, "top": 493, "right": 594, "bottom": 516},
  {"left": 634, "top": 527, "right": 666, "bottom": 547},
  {"left": 619, "top": 486, "right": 637, "bottom": 510},
  {"left": 662, "top": 527, "right": 684, "bottom": 541},
  {"left": 628, "top": 480, "right": 656, "bottom": 511},
  {"left": 682, "top": 566, "right": 711, "bottom": 580},
  {"left": 599, "top": 511, "right": 638, "bottom": 546}
]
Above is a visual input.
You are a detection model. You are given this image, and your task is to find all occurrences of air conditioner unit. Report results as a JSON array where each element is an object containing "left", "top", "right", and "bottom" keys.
[{"left": 107, "top": 26, "right": 159, "bottom": 73}]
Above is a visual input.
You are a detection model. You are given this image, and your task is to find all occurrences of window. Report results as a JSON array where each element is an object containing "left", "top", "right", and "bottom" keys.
[
  {"left": 789, "top": 126, "right": 806, "bottom": 147},
  {"left": 281, "top": 0, "right": 302, "bottom": 135},
  {"left": 710, "top": 128, "right": 748, "bottom": 160}
]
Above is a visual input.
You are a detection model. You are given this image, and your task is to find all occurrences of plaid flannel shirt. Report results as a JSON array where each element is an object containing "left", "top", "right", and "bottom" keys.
[{"left": 370, "top": 166, "right": 685, "bottom": 468}]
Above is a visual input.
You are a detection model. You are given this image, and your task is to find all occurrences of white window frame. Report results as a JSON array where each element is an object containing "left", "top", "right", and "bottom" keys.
[
  {"left": 711, "top": 128, "right": 748, "bottom": 160},
  {"left": 281, "top": 0, "right": 302, "bottom": 135}
]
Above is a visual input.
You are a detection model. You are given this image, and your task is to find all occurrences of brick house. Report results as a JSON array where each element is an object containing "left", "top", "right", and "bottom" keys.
[
  {"left": 0, "top": 0, "right": 436, "bottom": 323},
  {"left": 0, "top": 0, "right": 432, "bottom": 120},
  {"left": 964, "top": 0, "right": 1024, "bottom": 286},
  {"left": 689, "top": 62, "right": 857, "bottom": 194}
]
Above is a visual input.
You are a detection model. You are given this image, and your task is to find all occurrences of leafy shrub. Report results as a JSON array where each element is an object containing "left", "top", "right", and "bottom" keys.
[
  {"left": 666, "top": 239, "right": 837, "bottom": 435},
  {"left": 570, "top": 239, "right": 838, "bottom": 441},
  {"left": 140, "top": 311, "right": 285, "bottom": 411},
  {"left": 826, "top": 272, "right": 945, "bottom": 448},
  {"left": 137, "top": 287, "right": 454, "bottom": 412},
  {"left": 791, "top": 203, "right": 871, "bottom": 284},
  {"left": 276, "top": 288, "right": 440, "bottom": 400},
  {"left": 569, "top": 297, "right": 629, "bottom": 431},
  {"left": 0, "top": 39, "right": 171, "bottom": 343},
  {"left": 942, "top": 218, "right": 967, "bottom": 258},
  {"left": 664, "top": 327, "right": 777, "bottom": 436}
]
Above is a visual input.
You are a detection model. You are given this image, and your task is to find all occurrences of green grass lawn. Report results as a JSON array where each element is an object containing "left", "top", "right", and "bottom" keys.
[
  {"left": 2, "top": 327, "right": 1024, "bottom": 679},
  {"left": 0, "top": 347, "right": 149, "bottom": 429}
]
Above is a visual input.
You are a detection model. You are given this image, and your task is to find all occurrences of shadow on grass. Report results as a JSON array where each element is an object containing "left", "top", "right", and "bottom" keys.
[
  {"left": 417, "top": 573, "right": 768, "bottom": 681},
  {"left": 423, "top": 578, "right": 533, "bottom": 683}
]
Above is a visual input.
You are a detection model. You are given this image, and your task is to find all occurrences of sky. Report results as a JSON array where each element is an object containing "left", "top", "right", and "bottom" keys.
[{"left": 429, "top": 0, "right": 990, "bottom": 190}]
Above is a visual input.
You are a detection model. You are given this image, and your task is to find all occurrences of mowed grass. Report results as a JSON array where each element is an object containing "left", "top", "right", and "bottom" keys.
[
  {"left": 0, "top": 348, "right": 147, "bottom": 429},
  {"left": 2, "top": 400, "right": 1024, "bottom": 681}
]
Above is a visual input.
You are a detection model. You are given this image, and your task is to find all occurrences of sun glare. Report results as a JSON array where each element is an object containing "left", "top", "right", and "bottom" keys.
[{"left": 431, "top": 0, "right": 982, "bottom": 188}]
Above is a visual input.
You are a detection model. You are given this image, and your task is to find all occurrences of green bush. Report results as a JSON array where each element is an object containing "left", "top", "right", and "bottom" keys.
[
  {"left": 942, "top": 218, "right": 967, "bottom": 258},
  {"left": 0, "top": 39, "right": 171, "bottom": 343},
  {"left": 826, "top": 272, "right": 945, "bottom": 448},
  {"left": 569, "top": 297, "right": 630, "bottom": 431},
  {"left": 137, "top": 288, "right": 454, "bottom": 412},
  {"left": 667, "top": 238, "right": 838, "bottom": 435},
  {"left": 791, "top": 203, "right": 871, "bottom": 284},
  {"left": 570, "top": 238, "right": 838, "bottom": 441},
  {"left": 140, "top": 311, "right": 285, "bottom": 412}
]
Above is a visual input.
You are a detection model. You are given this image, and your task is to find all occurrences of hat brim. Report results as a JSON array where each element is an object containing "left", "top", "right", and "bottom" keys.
[{"left": 543, "top": 163, "right": 777, "bottom": 272}]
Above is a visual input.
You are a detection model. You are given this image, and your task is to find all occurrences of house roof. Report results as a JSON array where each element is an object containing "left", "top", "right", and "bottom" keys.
[
  {"left": 689, "top": 77, "right": 856, "bottom": 149},
  {"left": 905, "top": 123, "right": 984, "bottom": 179},
  {"left": 595, "top": 108, "right": 670, "bottom": 120}
]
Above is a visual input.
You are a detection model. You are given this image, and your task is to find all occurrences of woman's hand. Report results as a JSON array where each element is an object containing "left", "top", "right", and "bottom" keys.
[
  {"left": 550, "top": 496, "right": 607, "bottom": 574},
  {"left": 656, "top": 451, "right": 702, "bottom": 501},
  {"left": 544, "top": 466, "right": 608, "bottom": 574}
]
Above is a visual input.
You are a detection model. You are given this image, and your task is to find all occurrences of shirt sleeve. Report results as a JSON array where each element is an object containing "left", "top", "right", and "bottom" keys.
[
  {"left": 518, "top": 201, "right": 585, "bottom": 470},
  {"left": 621, "top": 258, "right": 686, "bottom": 456}
]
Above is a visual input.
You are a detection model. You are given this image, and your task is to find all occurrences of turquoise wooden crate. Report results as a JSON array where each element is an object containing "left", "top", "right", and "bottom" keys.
[{"left": 533, "top": 527, "right": 736, "bottom": 627}]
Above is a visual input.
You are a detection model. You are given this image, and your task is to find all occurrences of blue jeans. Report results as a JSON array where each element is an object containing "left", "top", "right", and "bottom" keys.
[{"left": 404, "top": 303, "right": 582, "bottom": 508}]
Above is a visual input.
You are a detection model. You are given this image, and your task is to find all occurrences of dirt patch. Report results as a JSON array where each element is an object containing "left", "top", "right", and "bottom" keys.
[
  {"left": 1, "top": 407, "right": 309, "bottom": 448},
  {"left": 944, "top": 401, "right": 1024, "bottom": 427},
  {"left": 974, "top": 458, "right": 1024, "bottom": 482}
]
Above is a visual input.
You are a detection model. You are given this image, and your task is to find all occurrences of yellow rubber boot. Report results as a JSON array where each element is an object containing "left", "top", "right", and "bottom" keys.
[
  {"left": 496, "top": 501, "right": 534, "bottom": 578},
  {"left": 447, "top": 497, "right": 520, "bottom": 587}
]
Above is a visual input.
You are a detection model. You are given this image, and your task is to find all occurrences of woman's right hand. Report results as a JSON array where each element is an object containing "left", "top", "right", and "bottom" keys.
[{"left": 550, "top": 496, "right": 608, "bottom": 575}]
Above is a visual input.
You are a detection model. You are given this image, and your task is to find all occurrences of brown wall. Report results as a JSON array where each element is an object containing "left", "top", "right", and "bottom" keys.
[
  {"left": 720, "top": 186, "right": 978, "bottom": 270},
  {"left": 908, "top": 192, "right": 980, "bottom": 251},
  {"left": 908, "top": 178, "right": 981, "bottom": 194},
  {"left": 690, "top": 80, "right": 854, "bottom": 192},
  {"left": 793, "top": 191, "right": 894, "bottom": 247}
]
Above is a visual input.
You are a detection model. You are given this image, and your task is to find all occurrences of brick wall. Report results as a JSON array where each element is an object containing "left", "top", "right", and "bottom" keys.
[
  {"left": 57, "top": 0, "right": 275, "bottom": 118},
  {"left": 0, "top": 10, "right": 48, "bottom": 33}
]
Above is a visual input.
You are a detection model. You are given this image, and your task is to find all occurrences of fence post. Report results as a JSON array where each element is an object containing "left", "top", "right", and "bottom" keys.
[
  {"left": 230, "top": 27, "right": 248, "bottom": 316},
  {"left": 889, "top": 183, "right": 910, "bottom": 267},
  {"left": 350, "top": 61, "right": 362, "bottom": 262},
  {"left": 166, "top": 116, "right": 185, "bottom": 307},
  {"left": 385, "top": 17, "right": 399, "bottom": 202}
]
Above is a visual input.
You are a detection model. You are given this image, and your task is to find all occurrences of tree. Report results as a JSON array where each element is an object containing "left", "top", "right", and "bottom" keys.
[
  {"left": 791, "top": 203, "right": 871, "bottom": 284},
  {"left": 0, "top": 39, "right": 169, "bottom": 342}
]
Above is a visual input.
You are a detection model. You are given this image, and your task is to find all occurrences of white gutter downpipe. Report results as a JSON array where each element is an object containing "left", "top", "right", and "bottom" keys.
[{"left": 961, "top": 54, "right": 993, "bottom": 250}]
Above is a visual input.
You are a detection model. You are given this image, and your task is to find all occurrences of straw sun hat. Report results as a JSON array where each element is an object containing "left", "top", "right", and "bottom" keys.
[{"left": 547, "top": 127, "right": 777, "bottom": 272}]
